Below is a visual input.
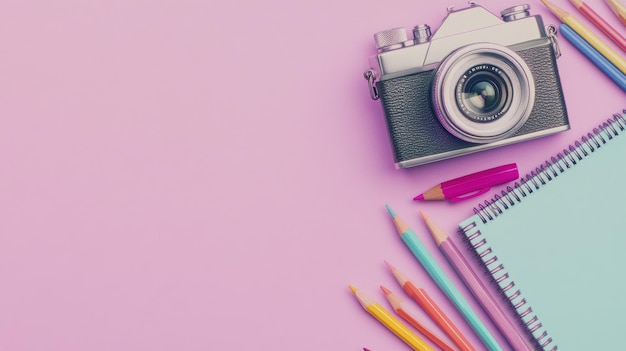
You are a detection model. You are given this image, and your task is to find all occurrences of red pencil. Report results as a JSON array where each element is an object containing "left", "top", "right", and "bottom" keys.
[
  {"left": 570, "top": 0, "right": 626, "bottom": 51},
  {"left": 381, "top": 285, "right": 456, "bottom": 351},
  {"left": 385, "top": 261, "right": 476, "bottom": 351}
]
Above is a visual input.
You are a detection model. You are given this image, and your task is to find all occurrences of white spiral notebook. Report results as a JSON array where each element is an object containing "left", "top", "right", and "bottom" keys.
[{"left": 458, "top": 110, "right": 626, "bottom": 350}]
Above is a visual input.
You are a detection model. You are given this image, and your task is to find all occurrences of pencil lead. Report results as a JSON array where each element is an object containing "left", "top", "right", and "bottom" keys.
[
  {"left": 420, "top": 211, "right": 448, "bottom": 245},
  {"left": 419, "top": 210, "right": 427, "bottom": 221},
  {"left": 384, "top": 260, "right": 396, "bottom": 272},
  {"left": 413, "top": 194, "right": 425, "bottom": 201},
  {"left": 348, "top": 285, "right": 357, "bottom": 294},
  {"left": 385, "top": 204, "right": 396, "bottom": 218},
  {"left": 387, "top": 206, "right": 409, "bottom": 234},
  {"left": 380, "top": 285, "right": 393, "bottom": 295},
  {"left": 540, "top": 0, "right": 569, "bottom": 20}
]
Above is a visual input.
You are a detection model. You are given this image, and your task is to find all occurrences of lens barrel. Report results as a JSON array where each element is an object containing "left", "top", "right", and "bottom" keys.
[{"left": 432, "top": 43, "right": 535, "bottom": 144}]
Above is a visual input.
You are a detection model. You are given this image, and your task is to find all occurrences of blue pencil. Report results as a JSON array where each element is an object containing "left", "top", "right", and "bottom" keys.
[
  {"left": 560, "top": 23, "right": 626, "bottom": 91},
  {"left": 385, "top": 205, "right": 503, "bottom": 351}
]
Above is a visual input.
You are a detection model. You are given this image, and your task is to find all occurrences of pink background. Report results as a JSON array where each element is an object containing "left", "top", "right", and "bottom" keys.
[{"left": 1, "top": 0, "right": 623, "bottom": 350}]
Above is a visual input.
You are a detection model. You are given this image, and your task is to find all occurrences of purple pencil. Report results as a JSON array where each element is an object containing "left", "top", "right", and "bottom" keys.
[{"left": 419, "top": 211, "right": 532, "bottom": 351}]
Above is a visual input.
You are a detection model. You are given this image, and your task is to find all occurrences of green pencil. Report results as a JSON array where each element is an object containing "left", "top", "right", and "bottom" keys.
[{"left": 385, "top": 205, "right": 503, "bottom": 351}]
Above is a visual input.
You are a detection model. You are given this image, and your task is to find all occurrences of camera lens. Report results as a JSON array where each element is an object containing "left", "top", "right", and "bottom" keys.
[
  {"left": 465, "top": 80, "right": 499, "bottom": 112},
  {"left": 456, "top": 64, "right": 512, "bottom": 122},
  {"left": 432, "top": 43, "right": 535, "bottom": 144}
]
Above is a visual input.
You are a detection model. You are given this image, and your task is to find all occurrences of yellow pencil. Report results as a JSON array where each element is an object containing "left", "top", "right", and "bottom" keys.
[
  {"left": 541, "top": 0, "right": 626, "bottom": 75},
  {"left": 349, "top": 285, "right": 434, "bottom": 351},
  {"left": 605, "top": 0, "right": 626, "bottom": 25}
]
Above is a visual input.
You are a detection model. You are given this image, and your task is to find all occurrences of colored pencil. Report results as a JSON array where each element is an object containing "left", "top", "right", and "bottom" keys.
[
  {"left": 380, "top": 285, "right": 457, "bottom": 351},
  {"left": 559, "top": 23, "right": 626, "bottom": 91},
  {"left": 385, "top": 261, "right": 476, "bottom": 351},
  {"left": 540, "top": 0, "right": 626, "bottom": 75},
  {"left": 414, "top": 164, "right": 518, "bottom": 202},
  {"left": 420, "top": 212, "right": 533, "bottom": 351},
  {"left": 349, "top": 285, "right": 434, "bottom": 351},
  {"left": 569, "top": 0, "right": 626, "bottom": 51},
  {"left": 605, "top": 0, "right": 626, "bottom": 25},
  {"left": 385, "top": 205, "right": 502, "bottom": 351}
]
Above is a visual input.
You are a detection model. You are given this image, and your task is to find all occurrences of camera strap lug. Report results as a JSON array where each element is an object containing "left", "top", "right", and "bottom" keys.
[
  {"left": 546, "top": 25, "right": 561, "bottom": 59},
  {"left": 364, "top": 69, "right": 379, "bottom": 100}
]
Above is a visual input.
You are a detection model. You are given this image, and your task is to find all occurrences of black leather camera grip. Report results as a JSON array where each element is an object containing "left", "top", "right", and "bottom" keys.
[
  {"left": 377, "top": 71, "right": 474, "bottom": 163},
  {"left": 376, "top": 43, "right": 569, "bottom": 165}
]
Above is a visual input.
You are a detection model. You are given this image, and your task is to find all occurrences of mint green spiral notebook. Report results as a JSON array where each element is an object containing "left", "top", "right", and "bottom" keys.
[{"left": 459, "top": 111, "right": 626, "bottom": 351}]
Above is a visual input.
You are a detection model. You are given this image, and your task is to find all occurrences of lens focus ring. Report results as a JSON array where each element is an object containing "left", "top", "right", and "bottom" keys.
[{"left": 431, "top": 43, "right": 536, "bottom": 144}]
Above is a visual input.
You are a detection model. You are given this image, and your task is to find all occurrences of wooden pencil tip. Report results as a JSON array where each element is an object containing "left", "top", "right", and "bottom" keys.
[
  {"left": 540, "top": 0, "right": 569, "bottom": 19},
  {"left": 380, "top": 285, "right": 393, "bottom": 296},
  {"left": 419, "top": 210, "right": 427, "bottom": 221},
  {"left": 388, "top": 264, "right": 409, "bottom": 286},
  {"left": 348, "top": 285, "right": 357, "bottom": 294},
  {"left": 387, "top": 207, "right": 409, "bottom": 235},
  {"left": 385, "top": 204, "right": 396, "bottom": 218},
  {"left": 384, "top": 260, "right": 395, "bottom": 271},
  {"left": 569, "top": 0, "right": 583, "bottom": 8},
  {"left": 540, "top": 0, "right": 555, "bottom": 10},
  {"left": 420, "top": 211, "right": 448, "bottom": 245}
]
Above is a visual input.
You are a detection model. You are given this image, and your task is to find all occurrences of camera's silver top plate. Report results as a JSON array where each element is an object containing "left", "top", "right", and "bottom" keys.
[{"left": 369, "top": 5, "right": 549, "bottom": 81}]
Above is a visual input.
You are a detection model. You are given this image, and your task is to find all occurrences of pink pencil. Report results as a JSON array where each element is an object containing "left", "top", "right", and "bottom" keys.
[
  {"left": 570, "top": 0, "right": 626, "bottom": 51},
  {"left": 420, "top": 211, "right": 532, "bottom": 351}
]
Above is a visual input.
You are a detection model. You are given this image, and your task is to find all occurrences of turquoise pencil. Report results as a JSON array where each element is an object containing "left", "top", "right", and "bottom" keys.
[{"left": 385, "top": 205, "right": 503, "bottom": 351}]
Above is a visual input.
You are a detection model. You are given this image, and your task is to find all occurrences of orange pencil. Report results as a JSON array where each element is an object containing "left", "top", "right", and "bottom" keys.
[
  {"left": 385, "top": 261, "right": 476, "bottom": 351},
  {"left": 381, "top": 285, "right": 456, "bottom": 351},
  {"left": 605, "top": 0, "right": 626, "bottom": 25}
]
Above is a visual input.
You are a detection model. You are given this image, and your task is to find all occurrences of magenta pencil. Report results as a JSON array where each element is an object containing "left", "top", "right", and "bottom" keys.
[
  {"left": 414, "top": 163, "right": 518, "bottom": 202},
  {"left": 420, "top": 212, "right": 532, "bottom": 351}
]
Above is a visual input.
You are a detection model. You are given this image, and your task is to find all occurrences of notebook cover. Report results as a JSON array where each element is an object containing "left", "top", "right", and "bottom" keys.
[{"left": 459, "top": 112, "right": 626, "bottom": 350}]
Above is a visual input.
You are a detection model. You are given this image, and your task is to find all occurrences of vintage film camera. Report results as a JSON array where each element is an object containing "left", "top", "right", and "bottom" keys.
[{"left": 364, "top": 3, "right": 570, "bottom": 168}]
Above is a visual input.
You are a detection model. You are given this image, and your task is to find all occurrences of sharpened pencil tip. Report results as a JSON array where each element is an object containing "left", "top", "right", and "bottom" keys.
[
  {"left": 348, "top": 285, "right": 357, "bottom": 294},
  {"left": 420, "top": 211, "right": 449, "bottom": 245},
  {"left": 385, "top": 204, "right": 396, "bottom": 218},
  {"left": 384, "top": 260, "right": 395, "bottom": 271},
  {"left": 413, "top": 194, "right": 425, "bottom": 201},
  {"left": 364, "top": 348, "right": 371, "bottom": 351},
  {"left": 419, "top": 210, "right": 427, "bottom": 221},
  {"left": 540, "top": 0, "right": 569, "bottom": 19},
  {"left": 569, "top": 0, "right": 583, "bottom": 8},
  {"left": 380, "top": 285, "right": 392, "bottom": 295}
]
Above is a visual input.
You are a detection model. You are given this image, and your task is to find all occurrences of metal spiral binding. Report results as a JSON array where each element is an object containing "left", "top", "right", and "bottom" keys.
[
  {"left": 474, "top": 112, "right": 626, "bottom": 224},
  {"left": 459, "top": 111, "right": 626, "bottom": 351},
  {"left": 461, "top": 219, "right": 558, "bottom": 350}
]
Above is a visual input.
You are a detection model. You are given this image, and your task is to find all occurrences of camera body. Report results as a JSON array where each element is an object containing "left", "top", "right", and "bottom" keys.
[{"left": 365, "top": 4, "right": 569, "bottom": 168}]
